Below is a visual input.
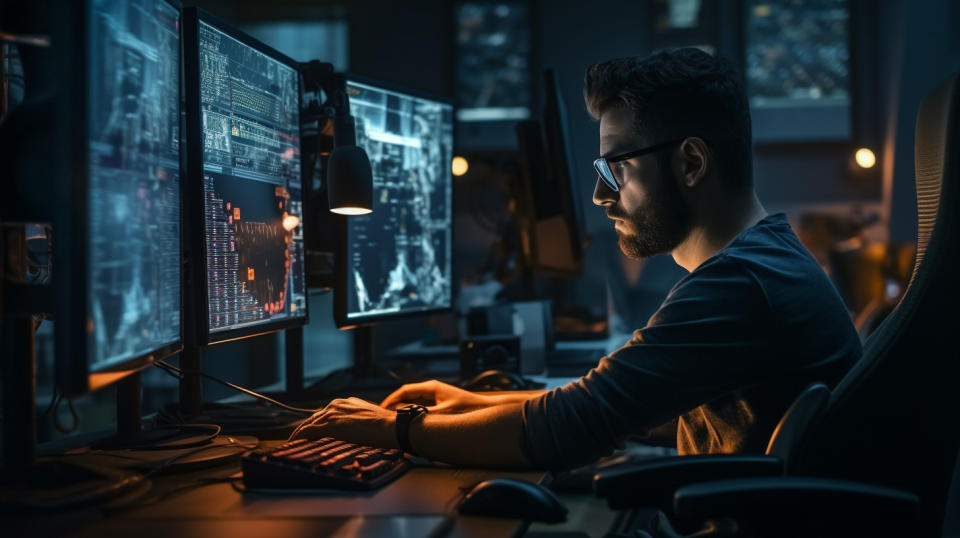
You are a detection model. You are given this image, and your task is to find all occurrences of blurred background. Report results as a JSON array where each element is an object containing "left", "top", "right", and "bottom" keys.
[{"left": 8, "top": 0, "right": 960, "bottom": 442}]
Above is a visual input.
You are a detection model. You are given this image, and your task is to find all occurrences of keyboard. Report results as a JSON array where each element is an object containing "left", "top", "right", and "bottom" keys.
[{"left": 241, "top": 438, "right": 411, "bottom": 491}]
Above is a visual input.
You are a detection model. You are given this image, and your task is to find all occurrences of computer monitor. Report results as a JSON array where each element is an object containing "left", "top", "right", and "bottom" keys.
[
  {"left": 515, "top": 69, "right": 586, "bottom": 277},
  {"left": 334, "top": 77, "right": 455, "bottom": 328},
  {"left": 182, "top": 9, "right": 308, "bottom": 345},
  {"left": 56, "top": 0, "right": 183, "bottom": 396}
]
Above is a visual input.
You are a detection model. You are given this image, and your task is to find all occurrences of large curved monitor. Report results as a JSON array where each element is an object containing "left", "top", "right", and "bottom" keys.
[
  {"left": 183, "top": 9, "right": 308, "bottom": 344},
  {"left": 334, "top": 77, "right": 455, "bottom": 327}
]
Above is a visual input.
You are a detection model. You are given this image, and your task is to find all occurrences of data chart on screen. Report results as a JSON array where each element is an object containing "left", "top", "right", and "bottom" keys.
[
  {"left": 87, "top": 0, "right": 182, "bottom": 370},
  {"left": 344, "top": 80, "right": 454, "bottom": 320},
  {"left": 198, "top": 21, "right": 307, "bottom": 334}
]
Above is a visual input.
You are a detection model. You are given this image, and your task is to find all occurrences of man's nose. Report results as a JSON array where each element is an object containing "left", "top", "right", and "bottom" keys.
[{"left": 593, "top": 177, "right": 617, "bottom": 207}]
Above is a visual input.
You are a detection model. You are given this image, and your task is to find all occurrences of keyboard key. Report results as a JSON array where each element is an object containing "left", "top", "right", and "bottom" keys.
[
  {"left": 360, "top": 460, "right": 392, "bottom": 479},
  {"left": 335, "top": 461, "right": 363, "bottom": 477},
  {"left": 274, "top": 439, "right": 310, "bottom": 452},
  {"left": 316, "top": 447, "right": 367, "bottom": 471},
  {"left": 301, "top": 442, "right": 355, "bottom": 465},
  {"left": 355, "top": 449, "right": 383, "bottom": 466},
  {"left": 287, "top": 440, "right": 345, "bottom": 461},
  {"left": 271, "top": 438, "right": 329, "bottom": 458}
]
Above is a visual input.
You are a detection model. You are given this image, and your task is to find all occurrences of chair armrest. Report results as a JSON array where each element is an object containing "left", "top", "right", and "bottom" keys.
[
  {"left": 592, "top": 454, "right": 784, "bottom": 510},
  {"left": 673, "top": 477, "right": 920, "bottom": 535}
]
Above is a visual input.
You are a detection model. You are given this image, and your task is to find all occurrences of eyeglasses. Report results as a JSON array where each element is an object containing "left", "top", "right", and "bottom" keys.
[{"left": 593, "top": 139, "right": 684, "bottom": 192}]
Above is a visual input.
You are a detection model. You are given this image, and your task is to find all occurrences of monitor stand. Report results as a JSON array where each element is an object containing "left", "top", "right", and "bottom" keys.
[
  {"left": 0, "top": 308, "right": 145, "bottom": 510},
  {"left": 160, "top": 328, "right": 307, "bottom": 439},
  {"left": 304, "top": 327, "right": 406, "bottom": 399},
  {"left": 85, "top": 372, "right": 251, "bottom": 472}
]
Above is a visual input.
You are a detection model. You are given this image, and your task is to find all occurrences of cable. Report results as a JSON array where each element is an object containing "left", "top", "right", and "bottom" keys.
[
  {"left": 98, "top": 437, "right": 260, "bottom": 512},
  {"left": 113, "top": 423, "right": 223, "bottom": 451},
  {"left": 144, "top": 436, "right": 258, "bottom": 478},
  {"left": 39, "top": 385, "right": 60, "bottom": 421},
  {"left": 153, "top": 359, "right": 316, "bottom": 415},
  {"left": 53, "top": 395, "right": 79, "bottom": 434}
]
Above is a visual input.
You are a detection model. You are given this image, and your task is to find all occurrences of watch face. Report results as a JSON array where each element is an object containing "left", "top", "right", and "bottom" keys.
[{"left": 399, "top": 404, "right": 428, "bottom": 414}]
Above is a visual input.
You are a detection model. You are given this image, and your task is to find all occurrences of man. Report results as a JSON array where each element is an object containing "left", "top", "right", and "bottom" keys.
[{"left": 291, "top": 48, "right": 861, "bottom": 470}]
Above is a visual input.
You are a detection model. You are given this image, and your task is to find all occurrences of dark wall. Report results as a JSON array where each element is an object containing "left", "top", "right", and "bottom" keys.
[{"left": 346, "top": 0, "right": 454, "bottom": 95}]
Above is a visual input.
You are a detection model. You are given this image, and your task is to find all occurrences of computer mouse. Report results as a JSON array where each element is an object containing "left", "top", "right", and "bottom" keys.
[
  {"left": 461, "top": 369, "right": 531, "bottom": 391},
  {"left": 457, "top": 477, "right": 568, "bottom": 523}
]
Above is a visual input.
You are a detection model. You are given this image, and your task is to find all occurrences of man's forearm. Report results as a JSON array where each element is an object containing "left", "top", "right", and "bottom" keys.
[
  {"left": 485, "top": 390, "right": 546, "bottom": 406},
  {"left": 408, "top": 402, "right": 531, "bottom": 468}
]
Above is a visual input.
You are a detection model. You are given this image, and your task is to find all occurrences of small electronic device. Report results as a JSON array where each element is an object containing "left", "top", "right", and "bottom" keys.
[
  {"left": 460, "top": 369, "right": 541, "bottom": 392},
  {"left": 459, "top": 335, "right": 522, "bottom": 378},
  {"left": 241, "top": 438, "right": 411, "bottom": 491}
]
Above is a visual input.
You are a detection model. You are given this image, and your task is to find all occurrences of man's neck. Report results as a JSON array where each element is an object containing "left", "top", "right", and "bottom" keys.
[{"left": 672, "top": 191, "right": 768, "bottom": 272}]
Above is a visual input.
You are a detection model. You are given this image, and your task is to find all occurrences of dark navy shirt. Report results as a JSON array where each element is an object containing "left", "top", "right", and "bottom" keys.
[{"left": 521, "top": 214, "right": 861, "bottom": 470}]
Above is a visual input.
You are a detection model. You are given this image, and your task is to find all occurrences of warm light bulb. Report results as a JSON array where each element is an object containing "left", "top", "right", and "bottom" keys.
[
  {"left": 331, "top": 207, "right": 373, "bottom": 215},
  {"left": 451, "top": 156, "right": 469, "bottom": 176},
  {"left": 854, "top": 148, "right": 876, "bottom": 169},
  {"left": 282, "top": 213, "right": 300, "bottom": 231}
]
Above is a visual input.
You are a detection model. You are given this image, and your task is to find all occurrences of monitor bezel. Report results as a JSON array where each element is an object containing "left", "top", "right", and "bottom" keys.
[
  {"left": 182, "top": 8, "right": 310, "bottom": 346},
  {"left": 57, "top": 0, "right": 185, "bottom": 397},
  {"left": 333, "top": 74, "right": 457, "bottom": 329}
]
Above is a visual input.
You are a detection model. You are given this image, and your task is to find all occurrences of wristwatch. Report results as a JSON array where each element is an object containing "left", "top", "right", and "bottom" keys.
[{"left": 395, "top": 404, "right": 429, "bottom": 456}]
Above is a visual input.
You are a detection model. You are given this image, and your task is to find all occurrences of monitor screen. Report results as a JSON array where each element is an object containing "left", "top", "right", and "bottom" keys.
[
  {"left": 86, "top": 0, "right": 182, "bottom": 371},
  {"left": 341, "top": 79, "right": 454, "bottom": 323},
  {"left": 197, "top": 19, "right": 307, "bottom": 336}
]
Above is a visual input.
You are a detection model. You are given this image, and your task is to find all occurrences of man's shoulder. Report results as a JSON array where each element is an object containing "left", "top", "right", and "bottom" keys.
[
  {"left": 661, "top": 214, "right": 837, "bottom": 318},
  {"left": 708, "top": 214, "right": 826, "bottom": 289},
  {"left": 651, "top": 252, "right": 769, "bottom": 330}
]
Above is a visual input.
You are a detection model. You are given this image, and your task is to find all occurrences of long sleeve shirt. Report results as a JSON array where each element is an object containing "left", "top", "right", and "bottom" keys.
[{"left": 521, "top": 214, "right": 861, "bottom": 470}]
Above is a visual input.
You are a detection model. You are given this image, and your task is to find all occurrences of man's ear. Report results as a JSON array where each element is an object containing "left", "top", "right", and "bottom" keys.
[{"left": 673, "top": 137, "right": 710, "bottom": 188}]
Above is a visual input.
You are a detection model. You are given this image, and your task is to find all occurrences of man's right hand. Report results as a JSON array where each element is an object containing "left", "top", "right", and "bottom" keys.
[{"left": 380, "top": 380, "right": 494, "bottom": 414}]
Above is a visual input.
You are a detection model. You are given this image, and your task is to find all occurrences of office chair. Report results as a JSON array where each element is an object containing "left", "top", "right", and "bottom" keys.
[{"left": 594, "top": 72, "right": 960, "bottom": 537}]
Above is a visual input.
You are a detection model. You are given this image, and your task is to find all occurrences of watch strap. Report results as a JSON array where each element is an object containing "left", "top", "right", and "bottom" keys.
[{"left": 395, "top": 404, "right": 428, "bottom": 456}]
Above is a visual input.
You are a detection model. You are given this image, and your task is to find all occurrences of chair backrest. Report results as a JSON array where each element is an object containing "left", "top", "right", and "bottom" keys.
[
  {"left": 793, "top": 73, "right": 960, "bottom": 537},
  {"left": 764, "top": 382, "right": 830, "bottom": 465}
]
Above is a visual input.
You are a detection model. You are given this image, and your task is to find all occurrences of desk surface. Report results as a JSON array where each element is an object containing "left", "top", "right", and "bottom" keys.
[
  {"left": 7, "top": 443, "right": 561, "bottom": 538},
  {"left": 12, "top": 368, "right": 627, "bottom": 537}
]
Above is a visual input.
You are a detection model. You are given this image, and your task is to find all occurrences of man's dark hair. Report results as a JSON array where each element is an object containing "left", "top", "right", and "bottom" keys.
[{"left": 584, "top": 48, "right": 753, "bottom": 191}]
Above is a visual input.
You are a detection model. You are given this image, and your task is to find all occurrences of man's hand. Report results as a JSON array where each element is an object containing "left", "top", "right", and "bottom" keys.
[
  {"left": 380, "top": 379, "right": 493, "bottom": 414},
  {"left": 289, "top": 397, "right": 397, "bottom": 448}
]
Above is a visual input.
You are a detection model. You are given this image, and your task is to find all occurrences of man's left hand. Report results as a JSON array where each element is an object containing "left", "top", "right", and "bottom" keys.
[{"left": 289, "top": 397, "right": 398, "bottom": 449}]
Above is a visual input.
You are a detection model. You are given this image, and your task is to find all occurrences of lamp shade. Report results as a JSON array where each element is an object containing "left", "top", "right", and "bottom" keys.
[{"left": 327, "top": 145, "right": 373, "bottom": 215}]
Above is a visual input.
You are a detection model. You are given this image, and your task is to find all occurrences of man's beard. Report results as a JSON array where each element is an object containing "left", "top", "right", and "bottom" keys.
[{"left": 609, "top": 171, "right": 693, "bottom": 259}]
